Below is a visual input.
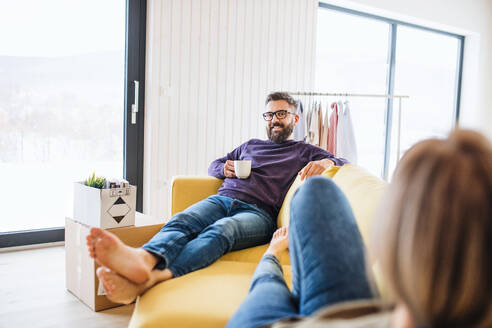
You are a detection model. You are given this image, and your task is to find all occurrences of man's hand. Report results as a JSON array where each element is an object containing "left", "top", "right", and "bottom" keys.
[
  {"left": 298, "top": 159, "right": 334, "bottom": 181},
  {"left": 224, "top": 160, "right": 237, "bottom": 178}
]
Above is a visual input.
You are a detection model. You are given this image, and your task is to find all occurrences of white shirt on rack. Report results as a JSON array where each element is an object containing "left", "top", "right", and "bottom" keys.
[
  {"left": 336, "top": 101, "right": 358, "bottom": 164},
  {"left": 293, "top": 101, "right": 306, "bottom": 141}
]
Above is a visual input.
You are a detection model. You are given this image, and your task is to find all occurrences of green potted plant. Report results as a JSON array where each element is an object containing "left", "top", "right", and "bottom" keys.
[{"left": 83, "top": 172, "right": 106, "bottom": 189}]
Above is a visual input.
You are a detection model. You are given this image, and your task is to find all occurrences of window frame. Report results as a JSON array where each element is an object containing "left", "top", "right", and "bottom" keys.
[
  {"left": 318, "top": 3, "right": 464, "bottom": 180},
  {"left": 0, "top": 0, "right": 147, "bottom": 249}
]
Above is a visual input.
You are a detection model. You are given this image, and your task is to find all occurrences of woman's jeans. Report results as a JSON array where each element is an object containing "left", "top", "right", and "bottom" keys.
[
  {"left": 141, "top": 195, "right": 275, "bottom": 277},
  {"left": 227, "top": 177, "right": 373, "bottom": 328}
]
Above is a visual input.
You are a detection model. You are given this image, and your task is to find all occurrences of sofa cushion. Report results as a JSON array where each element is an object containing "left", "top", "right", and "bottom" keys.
[
  {"left": 276, "top": 165, "right": 340, "bottom": 228},
  {"left": 219, "top": 244, "right": 290, "bottom": 266},
  {"left": 331, "top": 164, "right": 387, "bottom": 245},
  {"left": 129, "top": 260, "right": 292, "bottom": 328}
]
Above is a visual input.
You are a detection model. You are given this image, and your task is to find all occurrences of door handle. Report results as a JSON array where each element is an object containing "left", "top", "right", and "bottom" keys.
[{"left": 131, "top": 80, "right": 139, "bottom": 124}]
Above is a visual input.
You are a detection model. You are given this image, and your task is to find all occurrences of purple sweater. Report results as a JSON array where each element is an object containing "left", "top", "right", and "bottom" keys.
[{"left": 208, "top": 139, "right": 347, "bottom": 220}]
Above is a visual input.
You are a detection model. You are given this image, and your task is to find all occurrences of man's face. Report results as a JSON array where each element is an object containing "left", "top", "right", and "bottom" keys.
[{"left": 265, "top": 100, "right": 299, "bottom": 143}]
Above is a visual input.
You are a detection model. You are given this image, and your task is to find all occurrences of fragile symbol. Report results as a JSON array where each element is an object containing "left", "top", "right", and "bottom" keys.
[{"left": 107, "top": 197, "right": 131, "bottom": 223}]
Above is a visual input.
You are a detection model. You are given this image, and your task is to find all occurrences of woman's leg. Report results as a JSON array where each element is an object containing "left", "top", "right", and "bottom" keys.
[
  {"left": 289, "top": 176, "right": 373, "bottom": 315},
  {"left": 227, "top": 228, "right": 298, "bottom": 328}
]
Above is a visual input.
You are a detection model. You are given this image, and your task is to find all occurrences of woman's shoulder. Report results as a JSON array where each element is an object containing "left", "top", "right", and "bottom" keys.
[{"left": 270, "top": 299, "right": 394, "bottom": 328}]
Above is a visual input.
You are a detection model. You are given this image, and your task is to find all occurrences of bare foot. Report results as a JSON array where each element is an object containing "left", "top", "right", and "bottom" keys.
[
  {"left": 86, "top": 227, "right": 157, "bottom": 284},
  {"left": 265, "top": 227, "right": 289, "bottom": 259},
  {"left": 97, "top": 266, "right": 174, "bottom": 304},
  {"left": 97, "top": 267, "right": 143, "bottom": 304}
]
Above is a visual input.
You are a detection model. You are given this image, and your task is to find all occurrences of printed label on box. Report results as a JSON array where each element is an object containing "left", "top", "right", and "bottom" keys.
[{"left": 97, "top": 279, "right": 107, "bottom": 296}]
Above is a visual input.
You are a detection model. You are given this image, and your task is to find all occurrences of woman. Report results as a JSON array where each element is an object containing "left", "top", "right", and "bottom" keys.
[{"left": 227, "top": 129, "right": 492, "bottom": 328}]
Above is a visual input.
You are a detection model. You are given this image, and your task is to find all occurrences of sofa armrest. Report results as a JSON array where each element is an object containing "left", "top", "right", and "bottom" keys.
[{"left": 170, "top": 176, "right": 224, "bottom": 215}]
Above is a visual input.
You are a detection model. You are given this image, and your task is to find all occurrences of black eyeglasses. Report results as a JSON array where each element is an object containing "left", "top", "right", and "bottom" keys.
[{"left": 262, "top": 110, "right": 296, "bottom": 121}]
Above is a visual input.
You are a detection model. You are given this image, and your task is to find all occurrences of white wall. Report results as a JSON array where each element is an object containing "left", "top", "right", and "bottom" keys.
[
  {"left": 143, "top": 0, "right": 318, "bottom": 220},
  {"left": 323, "top": 0, "right": 492, "bottom": 138}
]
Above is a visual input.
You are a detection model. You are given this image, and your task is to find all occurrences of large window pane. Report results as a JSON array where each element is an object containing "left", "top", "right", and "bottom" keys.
[
  {"left": 389, "top": 26, "right": 460, "bottom": 174},
  {"left": 316, "top": 9, "right": 390, "bottom": 177},
  {"left": 0, "top": 0, "right": 125, "bottom": 232}
]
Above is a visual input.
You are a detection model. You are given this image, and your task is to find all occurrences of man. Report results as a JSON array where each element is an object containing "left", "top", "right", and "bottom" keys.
[{"left": 86, "top": 92, "right": 347, "bottom": 304}]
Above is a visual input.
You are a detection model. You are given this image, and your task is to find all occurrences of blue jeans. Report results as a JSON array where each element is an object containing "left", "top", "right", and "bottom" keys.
[
  {"left": 141, "top": 195, "right": 276, "bottom": 277},
  {"left": 227, "top": 177, "right": 373, "bottom": 328}
]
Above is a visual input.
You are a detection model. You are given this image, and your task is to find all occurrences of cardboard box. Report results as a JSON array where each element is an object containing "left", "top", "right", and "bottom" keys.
[
  {"left": 65, "top": 215, "right": 163, "bottom": 311},
  {"left": 73, "top": 182, "right": 136, "bottom": 228}
]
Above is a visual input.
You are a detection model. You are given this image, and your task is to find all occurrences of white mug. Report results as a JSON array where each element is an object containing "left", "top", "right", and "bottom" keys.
[{"left": 234, "top": 160, "right": 252, "bottom": 179}]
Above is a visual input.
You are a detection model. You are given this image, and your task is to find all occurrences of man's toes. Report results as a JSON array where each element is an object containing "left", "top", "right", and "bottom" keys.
[
  {"left": 97, "top": 268, "right": 114, "bottom": 291},
  {"left": 96, "top": 266, "right": 106, "bottom": 279},
  {"left": 93, "top": 229, "right": 119, "bottom": 251},
  {"left": 95, "top": 236, "right": 112, "bottom": 250},
  {"left": 97, "top": 267, "right": 111, "bottom": 282},
  {"left": 90, "top": 227, "right": 105, "bottom": 239},
  {"left": 99, "top": 267, "right": 118, "bottom": 286},
  {"left": 86, "top": 236, "right": 96, "bottom": 249},
  {"left": 103, "top": 281, "right": 113, "bottom": 295},
  {"left": 90, "top": 227, "right": 102, "bottom": 236}
]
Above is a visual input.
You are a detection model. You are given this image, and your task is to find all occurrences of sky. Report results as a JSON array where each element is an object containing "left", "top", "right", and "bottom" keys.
[{"left": 0, "top": 0, "right": 125, "bottom": 57}]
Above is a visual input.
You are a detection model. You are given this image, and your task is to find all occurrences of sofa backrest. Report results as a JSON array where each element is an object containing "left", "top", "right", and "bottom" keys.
[
  {"left": 331, "top": 165, "right": 387, "bottom": 245},
  {"left": 170, "top": 176, "right": 224, "bottom": 216},
  {"left": 276, "top": 166, "right": 340, "bottom": 227},
  {"left": 278, "top": 164, "right": 386, "bottom": 243}
]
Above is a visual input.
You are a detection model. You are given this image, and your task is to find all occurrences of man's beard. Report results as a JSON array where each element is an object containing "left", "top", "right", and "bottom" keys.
[{"left": 266, "top": 121, "right": 295, "bottom": 143}]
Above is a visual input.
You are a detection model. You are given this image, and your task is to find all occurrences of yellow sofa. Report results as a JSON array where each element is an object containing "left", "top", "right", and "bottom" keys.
[{"left": 128, "top": 164, "right": 387, "bottom": 328}]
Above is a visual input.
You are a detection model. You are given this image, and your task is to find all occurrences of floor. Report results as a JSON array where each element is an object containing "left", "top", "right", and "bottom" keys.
[{"left": 0, "top": 245, "right": 134, "bottom": 328}]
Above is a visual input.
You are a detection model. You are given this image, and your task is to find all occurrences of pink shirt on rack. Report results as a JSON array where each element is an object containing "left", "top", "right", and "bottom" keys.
[{"left": 328, "top": 102, "right": 339, "bottom": 155}]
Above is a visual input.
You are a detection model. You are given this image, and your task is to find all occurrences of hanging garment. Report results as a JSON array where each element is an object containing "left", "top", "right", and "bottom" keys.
[
  {"left": 308, "top": 103, "right": 320, "bottom": 146},
  {"left": 317, "top": 102, "right": 323, "bottom": 147},
  {"left": 327, "top": 102, "right": 339, "bottom": 154},
  {"left": 306, "top": 101, "right": 313, "bottom": 134},
  {"left": 337, "top": 100, "right": 358, "bottom": 163},
  {"left": 319, "top": 102, "right": 330, "bottom": 150},
  {"left": 302, "top": 101, "right": 308, "bottom": 142},
  {"left": 305, "top": 101, "right": 313, "bottom": 143},
  {"left": 293, "top": 100, "right": 306, "bottom": 141}
]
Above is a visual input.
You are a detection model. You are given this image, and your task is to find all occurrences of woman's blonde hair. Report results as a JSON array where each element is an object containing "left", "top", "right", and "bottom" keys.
[{"left": 373, "top": 129, "right": 492, "bottom": 327}]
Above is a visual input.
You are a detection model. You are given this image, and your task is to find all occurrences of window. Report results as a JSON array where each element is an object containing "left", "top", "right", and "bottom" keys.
[
  {"left": 316, "top": 3, "right": 464, "bottom": 179},
  {"left": 388, "top": 26, "right": 461, "bottom": 174},
  {"left": 0, "top": 0, "right": 146, "bottom": 247},
  {"left": 316, "top": 9, "right": 389, "bottom": 176}
]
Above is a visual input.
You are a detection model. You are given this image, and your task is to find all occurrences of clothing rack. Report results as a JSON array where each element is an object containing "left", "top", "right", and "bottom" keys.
[
  {"left": 284, "top": 91, "right": 409, "bottom": 99},
  {"left": 284, "top": 91, "right": 410, "bottom": 180}
]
